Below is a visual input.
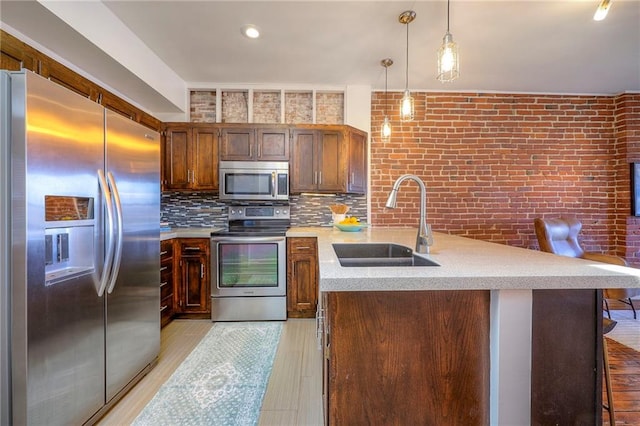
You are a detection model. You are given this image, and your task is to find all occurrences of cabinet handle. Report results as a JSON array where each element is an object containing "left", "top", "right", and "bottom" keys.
[
  {"left": 351, "top": 172, "right": 355, "bottom": 183},
  {"left": 183, "top": 247, "right": 201, "bottom": 251},
  {"left": 249, "top": 145, "right": 252, "bottom": 158},
  {"left": 160, "top": 281, "right": 168, "bottom": 287},
  {"left": 319, "top": 171, "right": 322, "bottom": 185},
  {"left": 258, "top": 143, "right": 261, "bottom": 158},
  {"left": 314, "top": 171, "right": 318, "bottom": 185},
  {"left": 160, "top": 305, "right": 168, "bottom": 312},
  {"left": 187, "top": 170, "right": 191, "bottom": 183},
  {"left": 316, "top": 307, "right": 324, "bottom": 351},
  {"left": 160, "top": 250, "right": 168, "bottom": 256},
  {"left": 200, "top": 263, "right": 204, "bottom": 279},
  {"left": 296, "top": 246, "right": 311, "bottom": 250},
  {"left": 160, "top": 266, "right": 168, "bottom": 272}
]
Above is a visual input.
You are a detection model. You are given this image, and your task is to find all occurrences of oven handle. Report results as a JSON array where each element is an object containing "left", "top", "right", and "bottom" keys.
[{"left": 212, "top": 236, "right": 286, "bottom": 244}]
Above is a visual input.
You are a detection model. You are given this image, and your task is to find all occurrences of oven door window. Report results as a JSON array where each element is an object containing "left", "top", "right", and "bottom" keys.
[
  {"left": 218, "top": 243, "right": 279, "bottom": 287},
  {"left": 225, "top": 173, "right": 272, "bottom": 196}
]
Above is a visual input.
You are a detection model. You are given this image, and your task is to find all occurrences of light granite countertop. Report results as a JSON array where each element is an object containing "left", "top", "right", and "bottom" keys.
[
  {"left": 161, "top": 227, "right": 223, "bottom": 241},
  {"left": 286, "top": 226, "right": 640, "bottom": 292}
]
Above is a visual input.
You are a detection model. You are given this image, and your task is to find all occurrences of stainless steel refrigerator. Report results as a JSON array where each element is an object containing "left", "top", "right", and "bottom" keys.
[{"left": 0, "top": 70, "right": 161, "bottom": 425}]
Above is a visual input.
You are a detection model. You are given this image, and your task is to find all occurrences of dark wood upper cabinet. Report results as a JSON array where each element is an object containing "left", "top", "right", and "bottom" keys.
[
  {"left": 290, "top": 125, "right": 366, "bottom": 194},
  {"left": 220, "top": 125, "right": 289, "bottom": 161},
  {"left": 163, "top": 123, "right": 218, "bottom": 192},
  {"left": 1, "top": 29, "right": 162, "bottom": 132},
  {"left": 346, "top": 128, "right": 367, "bottom": 194}
]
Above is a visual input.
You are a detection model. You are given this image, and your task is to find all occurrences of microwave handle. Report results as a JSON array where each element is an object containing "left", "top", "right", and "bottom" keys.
[{"left": 272, "top": 171, "right": 276, "bottom": 198}]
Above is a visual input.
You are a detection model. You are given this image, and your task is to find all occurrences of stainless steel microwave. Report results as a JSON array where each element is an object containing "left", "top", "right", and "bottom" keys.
[{"left": 219, "top": 161, "right": 289, "bottom": 201}]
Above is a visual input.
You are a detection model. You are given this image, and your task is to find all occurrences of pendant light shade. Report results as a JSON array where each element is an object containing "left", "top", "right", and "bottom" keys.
[
  {"left": 380, "top": 58, "right": 393, "bottom": 142},
  {"left": 437, "top": 0, "right": 459, "bottom": 82},
  {"left": 593, "top": 0, "right": 612, "bottom": 21},
  {"left": 399, "top": 10, "right": 416, "bottom": 122}
]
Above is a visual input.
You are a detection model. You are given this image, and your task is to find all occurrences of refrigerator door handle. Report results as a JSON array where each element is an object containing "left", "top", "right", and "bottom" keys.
[
  {"left": 106, "top": 171, "right": 124, "bottom": 294},
  {"left": 97, "top": 169, "right": 115, "bottom": 297}
]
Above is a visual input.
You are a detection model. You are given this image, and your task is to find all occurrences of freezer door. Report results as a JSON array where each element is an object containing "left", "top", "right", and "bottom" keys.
[
  {"left": 104, "top": 110, "right": 160, "bottom": 401},
  {"left": 11, "top": 71, "right": 106, "bottom": 425}
]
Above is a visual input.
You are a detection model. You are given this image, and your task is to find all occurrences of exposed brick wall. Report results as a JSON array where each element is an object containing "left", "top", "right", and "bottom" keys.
[
  {"left": 222, "top": 91, "right": 248, "bottom": 123},
  {"left": 253, "top": 91, "right": 281, "bottom": 123},
  {"left": 190, "top": 91, "right": 216, "bottom": 122},
  {"left": 316, "top": 92, "right": 344, "bottom": 124},
  {"left": 370, "top": 91, "right": 640, "bottom": 263},
  {"left": 617, "top": 94, "right": 640, "bottom": 265},
  {"left": 285, "top": 92, "right": 313, "bottom": 124}
]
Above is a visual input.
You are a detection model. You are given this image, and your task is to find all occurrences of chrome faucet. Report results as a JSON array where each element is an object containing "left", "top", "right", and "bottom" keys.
[{"left": 385, "top": 174, "right": 433, "bottom": 254}]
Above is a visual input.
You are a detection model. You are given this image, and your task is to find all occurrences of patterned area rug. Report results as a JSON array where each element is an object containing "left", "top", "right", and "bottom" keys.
[{"left": 133, "top": 322, "right": 282, "bottom": 426}]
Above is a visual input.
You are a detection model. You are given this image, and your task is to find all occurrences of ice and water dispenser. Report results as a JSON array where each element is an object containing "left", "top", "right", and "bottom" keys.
[{"left": 44, "top": 195, "right": 96, "bottom": 285}]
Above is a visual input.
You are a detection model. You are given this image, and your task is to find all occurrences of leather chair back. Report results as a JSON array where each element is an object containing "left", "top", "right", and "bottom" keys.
[{"left": 534, "top": 217, "right": 585, "bottom": 258}]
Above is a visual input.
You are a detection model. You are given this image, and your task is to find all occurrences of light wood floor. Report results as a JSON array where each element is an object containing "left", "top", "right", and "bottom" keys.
[
  {"left": 96, "top": 319, "right": 323, "bottom": 426},
  {"left": 98, "top": 311, "right": 640, "bottom": 426}
]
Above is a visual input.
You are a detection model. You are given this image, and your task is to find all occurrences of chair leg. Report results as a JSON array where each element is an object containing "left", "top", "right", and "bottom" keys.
[
  {"left": 603, "top": 336, "right": 616, "bottom": 426},
  {"left": 628, "top": 298, "right": 637, "bottom": 320},
  {"left": 604, "top": 299, "right": 612, "bottom": 319}
]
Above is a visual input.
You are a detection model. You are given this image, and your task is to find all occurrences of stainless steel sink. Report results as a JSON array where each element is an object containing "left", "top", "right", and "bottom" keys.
[{"left": 332, "top": 243, "right": 440, "bottom": 267}]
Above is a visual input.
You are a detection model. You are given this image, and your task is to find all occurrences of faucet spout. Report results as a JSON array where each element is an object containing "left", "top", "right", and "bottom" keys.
[{"left": 385, "top": 174, "right": 433, "bottom": 254}]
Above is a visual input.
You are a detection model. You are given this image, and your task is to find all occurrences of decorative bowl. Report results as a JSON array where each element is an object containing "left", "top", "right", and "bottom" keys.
[{"left": 334, "top": 223, "right": 368, "bottom": 232}]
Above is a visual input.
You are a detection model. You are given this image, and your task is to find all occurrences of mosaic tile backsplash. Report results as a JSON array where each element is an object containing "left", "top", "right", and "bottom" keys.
[{"left": 161, "top": 192, "right": 368, "bottom": 228}]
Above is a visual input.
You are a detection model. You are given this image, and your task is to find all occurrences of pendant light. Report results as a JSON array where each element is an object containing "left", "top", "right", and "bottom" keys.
[
  {"left": 437, "top": 0, "right": 459, "bottom": 82},
  {"left": 593, "top": 0, "right": 612, "bottom": 21},
  {"left": 399, "top": 10, "right": 415, "bottom": 122},
  {"left": 380, "top": 58, "right": 393, "bottom": 142}
]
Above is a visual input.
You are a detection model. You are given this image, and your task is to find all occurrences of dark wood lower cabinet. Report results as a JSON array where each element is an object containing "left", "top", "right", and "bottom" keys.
[
  {"left": 322, "top": 290, "right": 490, "bottom": 425},
  {"left": 160, "top": 239, "right": 175, "bottom": 327},
  {"left": 175, "top": 238, "right": 211, "bottom": 317},
  {"left": 531, "top": 289, "right": 602, "bottom": 425}
]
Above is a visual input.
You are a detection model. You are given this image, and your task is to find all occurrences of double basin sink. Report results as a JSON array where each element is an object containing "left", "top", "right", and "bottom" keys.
[{"left": 332, "top": 243, "right": 440, "bottom": 267}]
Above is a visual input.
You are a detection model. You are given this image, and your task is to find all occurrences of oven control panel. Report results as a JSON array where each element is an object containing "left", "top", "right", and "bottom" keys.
[{"left": 227, "top": 206, "right": 290, "bottom": 220}]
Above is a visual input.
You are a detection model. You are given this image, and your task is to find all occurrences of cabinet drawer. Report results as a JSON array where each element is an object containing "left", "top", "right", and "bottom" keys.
[
  {"left": 179, "top": 239, "right": 208, "bottom": 255},
  {"left": 161, "top": 239, "right": 174, "bottom": 259},
  {"left": 288, "top": 237, "right": 317, "bottom": 254},
  {"left": 160, "top": 262, "right": 173, "bottom": 277},
  {"left": 161, "top": 279, "right": 173, "bottom": 300},
  {"left": 160, "top": 295, "right": 174, "bottom": 327}
]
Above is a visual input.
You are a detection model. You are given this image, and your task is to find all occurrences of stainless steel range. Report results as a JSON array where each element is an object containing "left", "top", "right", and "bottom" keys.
[{"left": 210, "top": 206, "right": 290, "bottom": 321}]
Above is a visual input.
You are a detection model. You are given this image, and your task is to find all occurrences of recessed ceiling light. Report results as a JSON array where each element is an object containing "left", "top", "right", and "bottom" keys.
[{"left": 242, "top": 25, "right": 260, "bottom": 39}]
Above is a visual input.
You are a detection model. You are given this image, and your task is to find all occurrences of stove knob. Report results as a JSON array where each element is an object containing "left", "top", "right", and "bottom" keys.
[
  {"left": 230, "top": 209, "right": 236, "bottom": 215},
  {"left": 283, "top": 209, "right": 289, "bottom": 215},
  {"left": 275, "top": 210, "right": 280, "bottom": 214}
]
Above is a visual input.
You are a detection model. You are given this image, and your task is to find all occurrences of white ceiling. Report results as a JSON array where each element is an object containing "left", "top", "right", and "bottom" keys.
[{"left": 1, "top": 0, "right": 639, "bottom": 117}]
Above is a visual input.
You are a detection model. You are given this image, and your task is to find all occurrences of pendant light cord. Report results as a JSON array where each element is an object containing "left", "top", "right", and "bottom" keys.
[
  {"left": 447, "top": 0, "right": 450, "bottom": 33},
  {"left": 405, "top": 19, "right": 409, "bottom": 91},
  {"left": 384, "top": 66, "right": 388, "bottom": 116}
]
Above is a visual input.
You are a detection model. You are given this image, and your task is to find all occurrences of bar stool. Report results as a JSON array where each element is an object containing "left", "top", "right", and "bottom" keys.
[{"left": 603, "top": 317, "right": 617, "bottom": 426}]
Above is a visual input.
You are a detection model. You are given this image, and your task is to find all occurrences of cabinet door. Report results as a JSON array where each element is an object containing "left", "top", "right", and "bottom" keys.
[
  {"left": 0, "top": 32, "right": 38, "bottom": 72},
  {"left": 287, "top": 237, "right": 318, "bottom": 318},
  {"left": 347, "top": 129, "right": 367, "bottom": 194},
  {"left": 39, "top": 58, "right": 100, "bottom": 101},
  {"left": 220, "top": 127, "right": 255, "bottom": 160},
  {"left": 163, "top": 126, "right": 191, "bottom": 190},
  {"left": 317, "top": 130, "right": 343, "bottom": 192},
  {"left": 179, "top": 254, "right": 209, "bottom": 313},
  {"left": 290, "top": 129, "right": 318, "bottom": 193},
  {"left": 176, "top": 239, "right": 210, "bottom": 314},
  {"left": 257, "top": 128, "right": 289, "bottom": 160},
  {"left": 191, "top": 127, "right": 219, "bottom": 190}
]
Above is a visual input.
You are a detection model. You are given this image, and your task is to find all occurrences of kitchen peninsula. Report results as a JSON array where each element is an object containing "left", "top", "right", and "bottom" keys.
[{"left": 287, "top": 227, "right": 640, "bottom": 425}]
